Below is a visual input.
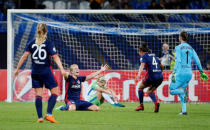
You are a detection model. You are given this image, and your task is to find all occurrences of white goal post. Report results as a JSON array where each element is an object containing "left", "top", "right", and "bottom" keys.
[{"left": 7, "top": 9, "right": 210, "bottom": 102}]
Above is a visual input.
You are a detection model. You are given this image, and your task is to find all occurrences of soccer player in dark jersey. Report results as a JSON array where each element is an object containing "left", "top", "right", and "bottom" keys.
[
  {"left": 14, "top": 23, "right": 65, "bottom": 123},
  {"left": 135, "top": 43, "right": 164, "bottom": 113},
  {"left": 56, "top": 64, "right": 109, "bottom": 111}
]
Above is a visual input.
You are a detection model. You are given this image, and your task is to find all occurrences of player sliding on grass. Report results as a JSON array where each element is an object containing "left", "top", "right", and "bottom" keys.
[
  {"left": 169, "top": 31, "right": 209, "bottom": 115},
  {"left": 56, "top": 64, "right": 109, "bottom": 111},
  {"left": 135, "top": 43, "right": 164, "bottom": 113},
  {"left": 86, "top": 76, "right": 125, "bottom": 107},
  {"left": 14, "top": 23, "right": 66, "bottom": 123}
]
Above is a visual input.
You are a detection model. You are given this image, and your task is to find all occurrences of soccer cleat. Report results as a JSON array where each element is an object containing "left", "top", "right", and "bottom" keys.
[
  {"left": 115, "top": 103, "right": 125, "bottom": 107},
  {"left": 135, "top": 104, "right": 144, "bottom": 111},
  {"left": 112, "top": 103, "right": 119, "bottom": 107},
  {"left": 45, "top": 115, "right": 58, "bottom": 123},
  {"left": 37, "top": 118, "right": 44, "bottom": 123},
  {"left": 179, "top": 112, "right": 187, "bottom": 115},
  {"left": 154, "top": 103, "right": 160, "bottom": 113}
]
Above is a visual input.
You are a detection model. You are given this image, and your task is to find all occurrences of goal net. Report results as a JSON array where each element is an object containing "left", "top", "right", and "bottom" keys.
[{"left": 8, "top": 10, "right": 210, "bottom": 103}]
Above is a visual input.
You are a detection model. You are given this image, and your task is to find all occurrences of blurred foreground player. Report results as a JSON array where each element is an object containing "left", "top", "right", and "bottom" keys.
[
  {"left": 135, "top": 43, "right": 163, "bottom": 113},
  {"left": 14, "top": 23, "right": 66, "bottom": 123},
  {"left": 169, "top": 31, "right": 209, "bottom": 115}
]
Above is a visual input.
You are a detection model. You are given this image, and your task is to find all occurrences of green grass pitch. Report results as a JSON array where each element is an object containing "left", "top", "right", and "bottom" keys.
[{"left": 0, "top": 102, "right": 210, "bottom": 130}]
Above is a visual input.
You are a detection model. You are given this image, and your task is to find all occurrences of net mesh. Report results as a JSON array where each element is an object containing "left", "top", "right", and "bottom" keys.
[{"left": 11, "top": 13, "right": 210, "bottom": 102}]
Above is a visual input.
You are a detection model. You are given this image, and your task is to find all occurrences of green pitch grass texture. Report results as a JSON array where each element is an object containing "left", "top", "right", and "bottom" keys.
[{"left": 0, "top": 102, "right": 210, "bottom": 130}]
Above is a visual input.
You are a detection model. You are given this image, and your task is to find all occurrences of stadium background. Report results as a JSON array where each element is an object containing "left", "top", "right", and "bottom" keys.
[{"left": 0, "top": 0, "right": 210, "bottom": 102}]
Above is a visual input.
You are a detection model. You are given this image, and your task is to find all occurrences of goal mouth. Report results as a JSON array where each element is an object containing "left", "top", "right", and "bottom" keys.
[{"left": 7, "top": 9, "right": 210, "bottom": 102}]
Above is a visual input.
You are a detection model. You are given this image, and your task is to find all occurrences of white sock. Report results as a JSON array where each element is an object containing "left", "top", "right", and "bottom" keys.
[{"left": 102, "top": 93, "right": 115, "bottom": 104}]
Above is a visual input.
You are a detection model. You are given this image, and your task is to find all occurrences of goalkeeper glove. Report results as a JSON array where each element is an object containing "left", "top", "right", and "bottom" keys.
[
  {"left": 172, "top": 71, "right": 176, "bottom": 83},
  {"left": 200, "top": 71, "right": 209, "bottom": 81}
]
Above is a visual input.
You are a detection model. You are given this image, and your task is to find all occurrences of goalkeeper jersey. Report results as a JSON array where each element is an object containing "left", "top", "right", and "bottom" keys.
[{"left": 174, "top": 42, "right": 202, "bottom": 81}]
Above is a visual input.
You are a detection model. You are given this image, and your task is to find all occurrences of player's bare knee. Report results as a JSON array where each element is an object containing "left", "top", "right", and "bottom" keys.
[{"left": 50, "top": 87, "right": 59, "bottom": 96}]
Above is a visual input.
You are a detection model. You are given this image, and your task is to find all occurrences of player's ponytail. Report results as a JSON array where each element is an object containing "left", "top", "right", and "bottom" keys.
[
  {"left": 35, "top": 23, "right": 48, "bottom": 46},
  {"left": 139, "top": 43, "right": 151, "bottom": 53}
]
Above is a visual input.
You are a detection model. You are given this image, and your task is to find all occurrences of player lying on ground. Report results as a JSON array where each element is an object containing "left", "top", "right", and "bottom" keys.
[
  {"left": 14, "top": 23, "right": 66, "bottom": 123},
  {"left": 169, "top": 31, "right": 209, "bottom": 115},
  {"left": 56, "top": 64, "right": 109, "bottom": 111},
  {"left": 86, "top": 76, "right": 125, "bottom": 107},
  {"left": 135, "top": 43, "right": 164, "bottom": 113}
]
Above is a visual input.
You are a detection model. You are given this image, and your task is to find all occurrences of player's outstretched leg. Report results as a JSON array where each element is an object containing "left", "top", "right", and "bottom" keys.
[
  {"left": 136, "top": 88, "right": 144, "bottom": 111},
  {"left": 56, "top": 105, "right": 68, "bottom": 111},
  {"left": 101, "top": 93, "right": 115, "bottom": 105},
  {"left": 102, "top": 93, "right": 125, "bottom": 107}
]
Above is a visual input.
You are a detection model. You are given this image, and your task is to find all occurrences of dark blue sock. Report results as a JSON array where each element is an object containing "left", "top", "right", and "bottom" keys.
[
  {"left": 149, "top": 93, "right": 157, "bottom": 103},
  {"left": 138, "top": 89, "right": 144, "bottom": 104},
  {"left": 35, "top": 96, "right": 42, "bottom": 119},
  {"left": 47, "top": 94, "right": 57, "bottom": 115}
]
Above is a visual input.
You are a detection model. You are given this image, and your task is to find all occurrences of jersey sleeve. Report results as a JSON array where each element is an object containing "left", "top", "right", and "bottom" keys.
[
  {"left": 24, "top": 40, "right": 33, "bottom": 52},
  {"left": 91, "top": 81, "right": 100, "bottom": 90},
  {"left": 192, "top": 49, "right": 202, "bottom": 71},
  {"left": 67, "top": 75, "right": 74, "bottom": 82},
  {"left": 47, "top": 41, "right": 57, "bottom": 56},
  {"left": 140, "top": 55, "right": 147, "bottom": 64},
  {"left": 174, "top": 46, "right": 181, "bottom": 71},
  {"left": 79, "top": 76, "right": 86, "bottom": 82}
]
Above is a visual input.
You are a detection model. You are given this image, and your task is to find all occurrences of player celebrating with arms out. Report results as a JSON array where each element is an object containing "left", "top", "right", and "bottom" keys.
[
  {"left": 135, "top": 43, "right": 164, "bottom": 113},
  {"left": 14, "top": 23, "right": 65, "bottom": 123},
  {"left": 56, "top": 64, "right": 109, "bottom": 111},
  {"left": 169, "top": 31, "right": 209, "bottom": 115}
]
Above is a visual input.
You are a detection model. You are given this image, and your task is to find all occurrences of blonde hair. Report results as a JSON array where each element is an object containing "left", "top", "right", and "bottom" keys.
[
  {"left": 35, "top": 23, "right": 48, "bottom": 46},
  {"left": 69, "top": 64, "right": 78, "bottom": 74},
  {"left": 97, "top": 76, "right": 106, "bottom": 83}
]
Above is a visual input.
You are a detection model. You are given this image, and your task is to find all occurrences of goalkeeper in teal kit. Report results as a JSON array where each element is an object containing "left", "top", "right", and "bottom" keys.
[{"left": 169, "top": 31, "right": 209, "bottom": 115}]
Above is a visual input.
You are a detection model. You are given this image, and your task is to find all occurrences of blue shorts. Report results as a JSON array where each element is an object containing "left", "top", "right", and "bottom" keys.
[
  {"left": 66, "top": 99, "right": 93, "bottom": 110},
  {"left": 169, "top": 80, "right": 190, "bottom": 90},
  {"left": 143, "top": 77, "right": 163, "bottom": 88},
  {"left": 31, "top": 70, "right": 57, "bottom": 89},
  {"left": 170, "top": 72, "right": 192, "bottom": 90}
]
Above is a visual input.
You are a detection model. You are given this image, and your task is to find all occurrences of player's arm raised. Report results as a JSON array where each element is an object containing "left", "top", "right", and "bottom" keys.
[
  {"left": 14, "top": 51, "right": 30, "bottom": 77},
  {"left": 86, "top": 64, "right": 109, "bottom": 81},
  {"left": 136, "top": 62, "right": 145, "bottom": 81}
]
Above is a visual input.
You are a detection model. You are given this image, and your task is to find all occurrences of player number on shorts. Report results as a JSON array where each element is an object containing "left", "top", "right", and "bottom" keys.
[
  {"left": 152, "top": 57, "right": 158, "bottom": 68},
  {"left": 32, "top": 44, "right": 47, "bottom": 60}
]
